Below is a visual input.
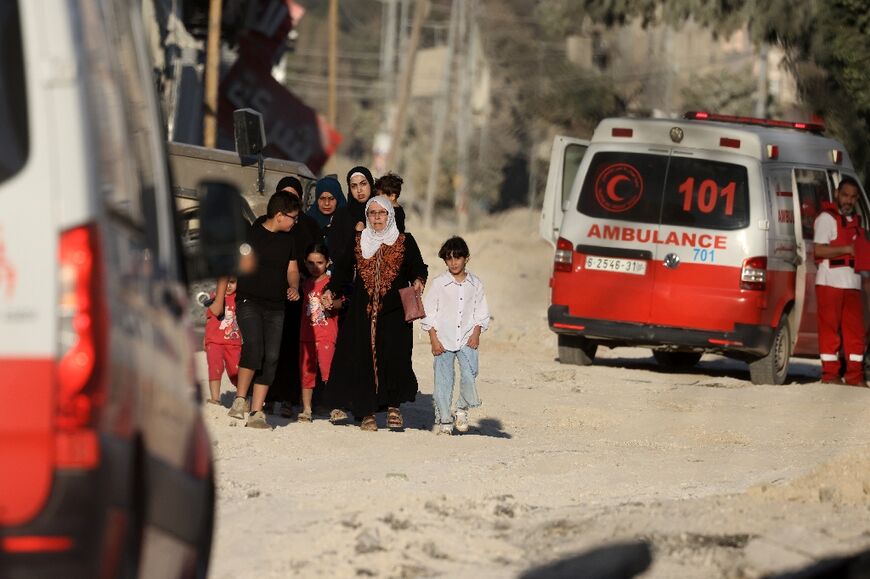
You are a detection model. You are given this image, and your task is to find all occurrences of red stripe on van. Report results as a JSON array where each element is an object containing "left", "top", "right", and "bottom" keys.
[
  {"left": 0, "top": 358, "right": 54, "bottom": 526},
  {"left": 776, "top": 191, "right": 793, "bottom": 198}
]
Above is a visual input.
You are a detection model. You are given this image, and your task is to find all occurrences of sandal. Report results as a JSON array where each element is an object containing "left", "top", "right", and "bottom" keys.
[
  {"left": 205, "top": 398, "right": 221, "bottom": 406},
  {"left": 297, "top": 410, "right": 312, "bottom": 423},
  {"left": 360, "top": 415, "right": 378, "bottom": 431},
  {"left": 387, "top": 407, "right": 403, "bottom": 430},
  {"left": 329, "top": 409, "right": 348, "bottom": 423}
]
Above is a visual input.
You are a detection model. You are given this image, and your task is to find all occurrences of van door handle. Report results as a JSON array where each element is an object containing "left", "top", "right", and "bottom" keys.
[{"left": 792, "top": 246, "right": 805, "bottom": 266}]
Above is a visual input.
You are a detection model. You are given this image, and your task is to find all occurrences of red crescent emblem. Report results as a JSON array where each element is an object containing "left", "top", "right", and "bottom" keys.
[
  {"left": 595, "top": 164, "right": 644, "bottom": 213},
  {"left": 606, "top": 175, "right": 630, "bottom": 202}
]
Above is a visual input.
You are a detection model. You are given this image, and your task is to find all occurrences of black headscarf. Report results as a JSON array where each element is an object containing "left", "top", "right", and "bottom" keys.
[
  {"left": 308, "top": 176, "right": 347, "bottom": 229},
  {"left": 276, "top": 176, "right": 304, "bottom": 196},
  {"left": 345, "top": 166, "right": 374, "bottom": 225}
]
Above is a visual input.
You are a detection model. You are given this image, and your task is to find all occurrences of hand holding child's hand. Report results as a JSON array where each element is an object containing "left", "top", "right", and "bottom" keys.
[
  {"left": 287, "top": 287, "right": 300, "bottom": 301},
  {"left": 321, "top": 290, "right": 334, "bottom": 309}
]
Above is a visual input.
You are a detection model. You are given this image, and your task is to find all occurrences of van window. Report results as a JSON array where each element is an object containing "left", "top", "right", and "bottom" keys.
[
  {"left": 562, "top": 143, "right": 588, "bottom": 208},
  {"left": 794, "top": 169, "right": 829, "bottom": 240},
  {"left": 0, "top": 0, "right": 28, "bottom": 186},
  {"left": 577, "top": 152, "right": 750, "bottom": 230}
]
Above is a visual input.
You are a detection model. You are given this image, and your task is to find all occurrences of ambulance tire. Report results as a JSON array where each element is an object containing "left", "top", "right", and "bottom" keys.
[
  {"left": 558, "top": 335, "right": 597, "bottom": 366},
  {"left": 748, "top": 318, "right": 791, "bottom": 385},
  {"left": 652, "top": 350, "right": 702, "bottom": 370}
]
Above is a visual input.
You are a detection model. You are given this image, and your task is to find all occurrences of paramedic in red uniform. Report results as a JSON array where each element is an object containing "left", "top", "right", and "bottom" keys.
[{"left": 814, "top": 176, "right": 865, "bottom": 385}]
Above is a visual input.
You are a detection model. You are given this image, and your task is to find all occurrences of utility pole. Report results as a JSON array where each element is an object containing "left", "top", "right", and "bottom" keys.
[
  {"left": 203, "top": 0, "right": 222, "bottom": 148},
  {"left": 755, "top": 43, "right": 769, "bottom": 118},
  {"left": 328, "top": 0, "right": 338, "bottom": 126},
  {"left": 454, "top": 0, "right": 472, "bottom": 232},
  {"left": 384, "top": 0, "right": 428, "bottom": 171},
  {"left": 423, "top": 0, "right": 460, "bottom": 229},
  {"left": 380, "top": 0, "right": 399, "bottom": 103}
]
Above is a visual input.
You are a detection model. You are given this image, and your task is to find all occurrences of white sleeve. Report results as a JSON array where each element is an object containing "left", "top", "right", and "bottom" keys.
[
  {"left": 814, "top": 213, "right": 837, "bottom": 245},
  {"left": 420, "top": 282, "right": 440, "bottom": 332},
  {"left": 472, "top": 280, "right": 491, "bottom": 332}
]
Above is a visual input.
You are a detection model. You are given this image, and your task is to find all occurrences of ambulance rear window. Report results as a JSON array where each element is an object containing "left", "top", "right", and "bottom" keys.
[
  {"left": 0, "top": 0, "right": 28, "bottom": 186},
  {"left": 578, "top": 152, "right": 750, "bottom": 230}
]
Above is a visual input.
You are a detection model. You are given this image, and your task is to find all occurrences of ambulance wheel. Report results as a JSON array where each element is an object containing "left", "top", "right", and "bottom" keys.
[
  {"left": 652, "top": 350, "right": 702, "bottom": 369},
  {"left": 558, "top": 335, "right": 597, "bottom": 366},
  {"left": 749, "top": 318, "right": 791, "bottom": 385}
]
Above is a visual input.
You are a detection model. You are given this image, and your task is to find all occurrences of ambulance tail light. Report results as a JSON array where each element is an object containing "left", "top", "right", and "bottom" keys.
[
  {"left": 611, "top": 128, "right": 633, "bottom": 138},
  {"left": 720, "top": 137, "right": 741, "bottom": 149},
  {"left": 740, "top": 256, "right": 767, "bottom": 290},
  {"left": 57, "top": 224, "right": 106, "bottom": 468},
  {"left": 554, "top": 238, "right": 574, "bottom": 273}
]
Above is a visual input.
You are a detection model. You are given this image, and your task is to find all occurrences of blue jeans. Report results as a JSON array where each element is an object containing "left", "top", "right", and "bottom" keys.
[{"left": 433, "top": 346, "right": 481, "bottom": 424}]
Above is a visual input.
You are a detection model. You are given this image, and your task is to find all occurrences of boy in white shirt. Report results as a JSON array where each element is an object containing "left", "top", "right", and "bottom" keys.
[{"left": 421, "top": 237, "right": 491, "bottom": 435}]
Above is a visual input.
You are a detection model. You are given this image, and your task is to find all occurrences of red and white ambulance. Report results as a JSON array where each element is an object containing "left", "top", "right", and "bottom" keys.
[{"left": 540, "top": 112, "right": 870, "bottom": 384}]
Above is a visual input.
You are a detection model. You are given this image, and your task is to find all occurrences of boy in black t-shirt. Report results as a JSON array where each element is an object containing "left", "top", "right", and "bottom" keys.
[{"left": 225, "top": 190, "right": 302, "bottom": 429}]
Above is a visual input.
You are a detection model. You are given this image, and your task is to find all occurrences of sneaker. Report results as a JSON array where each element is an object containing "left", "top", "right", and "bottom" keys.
[
  {"left": 246, "top": 410, "right": 271, "bottom": 429},
  {"left": 228, "top": 397, "right": 247, "bottom": 420},
  {"left": 454, "top": 409, "right": 469, "bottom": 433},
  {"left": 436, "top": 423, "right": 453, "bottom": 435}
]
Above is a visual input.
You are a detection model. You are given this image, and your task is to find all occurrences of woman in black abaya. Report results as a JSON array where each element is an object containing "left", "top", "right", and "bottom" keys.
[{"left": 322, "top": 195, "right": 427, "bottom": 431}]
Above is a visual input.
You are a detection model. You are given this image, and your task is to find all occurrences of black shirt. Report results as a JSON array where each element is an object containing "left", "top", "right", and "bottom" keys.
[{"left": 236, "top": 216, "right": 297, "bottom": 309}]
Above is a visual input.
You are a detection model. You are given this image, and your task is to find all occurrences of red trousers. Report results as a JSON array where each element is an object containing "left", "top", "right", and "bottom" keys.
[
  {"left": 205, "top": 343, "right": 241, "bottom": 384},
  {"left": 299, "top": 340, "right": 335, "bottom": 390},
  {"left": 816, "top": 285, "right": 864, "bottom": 384}
]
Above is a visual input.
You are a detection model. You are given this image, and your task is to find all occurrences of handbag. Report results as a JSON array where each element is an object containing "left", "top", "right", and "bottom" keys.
[{"left": 398, "top": 285, "right": 425, "bottom": 322}]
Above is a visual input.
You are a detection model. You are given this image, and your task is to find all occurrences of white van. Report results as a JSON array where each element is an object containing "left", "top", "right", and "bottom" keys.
[
  {"left": 540, "top": 112, "right": 870, "bottom": 384},
  {"left": 0, "top": 1, "right": 237, "bottom": 576}
]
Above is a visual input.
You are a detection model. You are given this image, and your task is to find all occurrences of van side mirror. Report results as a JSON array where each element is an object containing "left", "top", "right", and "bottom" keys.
[{"left": 186, "top": 180, "right": 248, "bottom": 280}]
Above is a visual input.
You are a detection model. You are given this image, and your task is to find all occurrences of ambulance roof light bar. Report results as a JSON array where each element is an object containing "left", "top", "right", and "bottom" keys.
[{"left": 684, "top": 111, "right": 826, "bottom": 134}]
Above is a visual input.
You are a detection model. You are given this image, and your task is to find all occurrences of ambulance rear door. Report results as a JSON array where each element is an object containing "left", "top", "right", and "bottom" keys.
[
  {"left": 765, "top": 167, "right": 803, "bottom": 352},
  {"left": 646, "top": 150, "right": 758, "bottom": 334},
  {"left": 539, "top": 136, "right": 589, "bottom": 245},
  {"left": 558, "top": 146, "right": 670, "bottom": 325},
  {"left": 791, "top": 168, "right": 831, "bottom": 355}
]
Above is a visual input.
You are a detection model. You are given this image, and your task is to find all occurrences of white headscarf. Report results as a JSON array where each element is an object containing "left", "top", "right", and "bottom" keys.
[{"left": 360, "top": 195, "right": 400, "bottom": 259}]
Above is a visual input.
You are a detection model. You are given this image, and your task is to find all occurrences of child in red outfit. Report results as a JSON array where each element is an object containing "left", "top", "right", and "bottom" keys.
[
  {"left": 205, "top": 278, "right": 242, "bottom": 404},
  {"left": 299, "top": 243, "right": 342, "bottom": 422}
]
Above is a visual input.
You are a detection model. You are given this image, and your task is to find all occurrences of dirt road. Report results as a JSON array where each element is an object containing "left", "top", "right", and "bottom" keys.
[{"left": 202, "top": 210, "right": 870, "bottom": 578}]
